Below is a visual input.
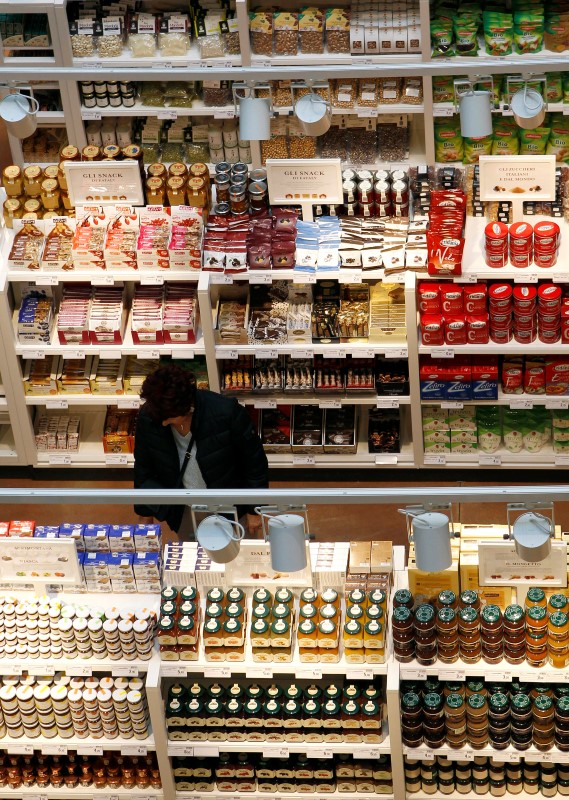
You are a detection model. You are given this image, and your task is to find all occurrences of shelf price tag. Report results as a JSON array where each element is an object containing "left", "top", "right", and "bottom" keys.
[
  {"left": 403, "top": 668, "right": 427, "bottom": 680},
  {"left": 77, "top": 745, "right": 104, "bottom": 756},
  {"left": 117, "top": 397, "right": 141, "bottom": 409},
  {"left": 385, "top": 348, "right": 408, "bottom": 359},
  {"left": 291, "top": 349, "right": 314, "bottom": 359},
  {"left": 375, "top": 455, "right": 398, "bottom": 465},
  {"left": 35, "top": 276, "right": 58, "bottom": 286},
  {"left": 28, "top": 794, "right": 48, "bottom": 800},
  {"left": 211, "top": 273, "right": 233, "bottom": 284},
  {"left": 25, "top": 350, "right": 46, "bottom": 360},
  {"left": 82, "top": 110, "right": 102, "bottom": 121},
  {"left": 359, "top": 348, "right": 376, "bottom": 359},
  {"left": 203, "top": 666, "right": 231, "bottom": 678},
  {"left": 223, "top": 350, "right": 239, "bottom": 360},
  {"left": 376, "top": 398, "right": 400, "bottom": 409},
  {"left": 338, "top": 271, "right": 362, "bottom": 284},
  {"left": 433, "top": 105, "right": 454, "bottom": 117},
  {"left": 66, "top": 664, "right": 92, "bottom": 677},
  {"left": 486, "top": 671, "right": 510, "bottom": 682},
  {"left": 555, "top": 455, "right": 569, "bottom": 466},
  {"left": 346, "top": 668, "right": 374, "bottom": 680},
  {"left": 174, "top": 745, "right": 194, "bottom": 757},
  {"left": 105, "top": 454, "right": 128, "bottom": 466},
  {"left": 171, "top": 349, "right": 195, "bottom": 360},
  {"left": 140, "top": 275, "right": 164, "bottom": 286},
  {"left": 253, "top": 400, "right": 277, "bottom": 410},
  {"left": 263, "top": 746, "right": 290, "bottom": 758},
  {"left": 292, "top": 455, "right": 316, "bottom": 466},
  {"left": 462, "top": 750, "right": 475, "bottom": 762},
  {"left": 359, "top": 748, "right": 381, "bottom": 759},
  {"left": 553, "top": 273, "right": 569, "bottom": 283},
  {"left": 122, "top": 745, "right": 147, "bottom": 756},
  {"left": 441, "top": 401, "right": 463, "bottom": 409},
  {"left": 48, "top": 454, "right": 72, "bottom": 465},
  {"left": 514, "top": 272, "right": 538, "bottom": 283},
  {"left": 157, "top": 110, "right": 178, "bottom": 120},
  {"left": 542, "top": 752, "right": 555, "bottom": 763},
  {"left": 293, "top": 274, "right": 317, "bottom": 284},
  {"left": 46, "top": 398, "right": 68, "bottom": 410},
  {"left": 455, "top": 274, "right": 478, "bottom": 284},
  {"left": 248, "top": 272, "right": 273, "bottom": 284},
  {"left": 318, "top": 399, "right": 342, "bottom": 409},
  {"left": 138, "top": 350, "right": 163, "bottom": 360},
  {"left": 439, "top": 669, "right": 465, "bottom": 681},
  {"left": 67, "top": 349, "right": 86, "bottom": 360},
  {"left": 245, "top": 666, "right": 273, "bottom": 679},
  {"left": 478, "top": 454, "right": 501, "bottom": 466},
  {"left": 100, "top": 795, "right": 120, "bottom": 800},
  {"left": 92, "top": 274, "right": 114, "bottom": 286},
  {"left": 510, "top": 399, "right": 533, "bottom": 410},
  {"left": 307, "top": 748, "right": 334, "bottom": 759},
  {"left": 162, "top": 664, "right": 187, "bottom": 678},
  {"left": 8, "top": 745, "right": 34, "bottom": 755},
  {"left": 41, "top": 744, "right": 67, "bottom": 756},
  {"left": 431, "top": 347, "right": 454, "bottom": 358},
  {"left": 111, "top": 665, "right": 138, "bottom": 677},
  {"left": 28, "top": 665, "right": 55, "bottom": 677},
  {"left": 424, "top": 455, "right": 446, "bottom": 465},
  {"left": 297, "top": 667, "right": 322, "bottom": 679},
  {"left": 256, "top": 350, "right": 279, "bottom": 359},
  {"left": 98, "top": 350, "right": 118, "bottom": 360},
  {"left": 323, "top": 349, "right": 346, "bottom": 358},
  {"left": 546, "top": 398, "right": 569, "bottom": 410}
]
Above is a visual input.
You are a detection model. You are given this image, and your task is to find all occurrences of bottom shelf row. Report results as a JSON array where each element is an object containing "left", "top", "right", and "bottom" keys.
[{"left": 406, "top": 755, "right": 569, "bottom": 798}]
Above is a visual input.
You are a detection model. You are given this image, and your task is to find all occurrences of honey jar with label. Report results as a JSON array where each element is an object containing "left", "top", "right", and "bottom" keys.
[
  {"left": 3, "top": 166, "right": 23, "bottom": 197},
  {"left": 23, "top": 165, "right": 43, "bottom": 198}
]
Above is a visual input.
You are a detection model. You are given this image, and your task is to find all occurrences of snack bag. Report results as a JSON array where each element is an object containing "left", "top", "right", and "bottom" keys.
[
  {"left": 435, "top": 117, "right": 464, "bottom": 162},
  {"left": 483, "top": 10, "right": 513, "bottom": 55},
  {"left": 519, "top": 127, "right": 551, "bottom": 155},
  {"left": 463, "top": 135, "right": 493, "bottom": 164},
  {"left": 492, "top": 121, "right": 520, "bottom": 156},
  {"left": 431, "top": 17, "right": 455, "bottom": 56},
  {"left": 513, "top": 8, "right": 544, "bottom": 54}
]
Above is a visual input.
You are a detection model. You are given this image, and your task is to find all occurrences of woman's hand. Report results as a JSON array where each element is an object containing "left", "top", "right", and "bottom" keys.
[{"left": 246, "top": 513, "right": 264, "bottom": 538}]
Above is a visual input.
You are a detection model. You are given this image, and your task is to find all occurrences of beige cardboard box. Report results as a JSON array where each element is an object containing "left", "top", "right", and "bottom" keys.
[
  {"left": 349, "top": 541, "right": 371, "bottom": 575},
  {"left": 371, "top": 541, "right": 392, "bottom": 574}
]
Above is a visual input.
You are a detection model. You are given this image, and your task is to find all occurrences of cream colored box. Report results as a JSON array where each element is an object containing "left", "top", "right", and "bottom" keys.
[
  {"left": 349, "top": 541, "right": 371, "bottom": 575},
  {"left": 371, "top": 541, "right": 392, "bottom": 574}
]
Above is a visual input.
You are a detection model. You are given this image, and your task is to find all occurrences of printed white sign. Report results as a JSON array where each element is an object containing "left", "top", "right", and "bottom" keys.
[
  {"left": 478, "top": 540, "right": 567, "bottom": 587},
  {"left": 479, "top": 155, "right": 556, "bottom": 202},
  {"left": 266, "top": 158, "right": 343, "bottom": 205},
  {"left": 0, "top": 539, "right": 81, "bottom": 585},
  {"left": 64, "top": 161, "right": 144, "bottom": 207}
]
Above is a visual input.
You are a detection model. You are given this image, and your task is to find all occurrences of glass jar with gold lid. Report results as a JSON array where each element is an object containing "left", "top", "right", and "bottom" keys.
[
  {"left": 82, "top": 145, "right": 101, "bottom": 161},
  {"left": 187, "top": 177, "right": 207, "bottom": 208},
  {"left": 23, "top": 198, "right": 42, "bottom": 216},
  {"left": 59, "top": 145, "right": 80, "bottom": 162},
  {"left": 43, "top": 165, "right": 59, "bottom": 181},
  {"left": 146, "top": 177, "right": 166, "bottom": 205},
  {"left": 3, "top": 198, "right": 22, "bottom": 228},
  {"left": 167, "top": 177, "right": 186, "bottom": 206},
  {"left": 23, "top": 166, "right": 43, "bottom": 198},
  {"left": 41, "top": 180, "right": 61, "bottom": 211},
  {"left": 169, "top": 162, "right": 188, "bottom": 179},
  {"left": 3, "top": 166, "right": 23, "bottom": 197}
]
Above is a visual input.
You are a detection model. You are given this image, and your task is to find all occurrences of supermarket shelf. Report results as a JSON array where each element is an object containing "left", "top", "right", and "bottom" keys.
[
  {"left": 168, "top": 734, "right": 391, "bottom": 757},
  {"left": 216, "top": 342, "right": 408, "bottom": 358},
  {"left": 36, "top": 110, "right": 65, "bottom": 123},
  {"left": 7, "top": 268, "right": 201, "bottom": 284},
  {"left": 403, "top": 741, "right": 569, "bottom": 763},
  {"left": 25, "top": 394, "right": 141, "bottom": 406},
  {"left": 238, "top": 395, "right": 411, "bottom": 406},
  {"left": 418, "top": 341, "right": 569, "bottom": 356},
  {"left": 73, "top": 47, "right": 240, "bottom": 70},
  {"left": 434, "top": 102, "right": 569, "bottom": 117},
  {"left": 14, "top": 312, "right": 206, "bottom": 359},
  {"left": 267, "top": 441, "right": 414, "bottom": 468},
  {"left": 80, "top": 100, "right": 424, "bottom": 118},
  {"left": 400, "top": 658, "right": 569, "bottom": 682},
  {"left": 250, "top": 53, "right": 422, "bottom": 67},
  {"left": 408, "top": 794, "right": 527, "bottom": 800},
  {"left": 423, "top": 446, "right": 565, "bottom": 469},
  {"left": 0, "top": 732, "right": 155, "bottom": 753},
  {"left": 0, "top": 790, "right": 162, "bottom": 800},
  {"left": 177, "top": 794, "right": 392, "bottom": 800},
  {"left": 420, "top": 390, "right": 569, "bottom": 409},
  {"left": 0, "top": 654, "right": 157, "bottom": 676},
  {"left": 207, "top": 268, "right": 392, "bottom": 284},
  {"left": 160, "top": 655, "right": 388, "bottom": 679}
]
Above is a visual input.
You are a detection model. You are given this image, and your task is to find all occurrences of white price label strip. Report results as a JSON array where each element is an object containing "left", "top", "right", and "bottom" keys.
[
  {"left": 293, "top": 274, "right": 317, "bottom": 284},
  {"left": 510, "top": 399, "right": 533, "bottom": 410},
  {"left": 203, "top": 666, "right": 231, "bottom": 678},
  {"left": 376, "top": 398, "right": 400, "bottom": 409},
  {"left": 307, "top": 748, "right": 334, "bottom": 759},
  {"left": 322, "top": 349, "right": 346, "bottom": 358},
  {"left": 441, "top": 401, "right": 463, "bottom": 409},
  {"left": 92, "top": 274, "right": 114, "bottom": 286},
  {"left": 248, "top": 272, "right": 273, "bottom": 284},
  {"left": 48, "top": 454, "right": 71, "bottom": 465},
  {"left": 118, "top": 397, "right": 141, "bottom": 409},
  {"left": 440, "top": 669, "right": 465, "bottom": 681},
  {"left": 256, "top": 350, "right": 279, "bottom": 359},
  {"left": 25, "top": 351, "right": 46, "bottom": 360},
  {"left": 297, "top": 668, "right": 322, "bottom": 679},
  {"left": 29, "top": 665, "right": 54, "bottom": 677},
  {"left": 77, "top": 745, "right": 104, "bottom": 756},
  {"left": 211, "top": 273, "right": 233, "bottom": 284},
  {"left": 424, "top": 455, "right": 446, "bottom": 465},
  {"left": 162, "top": 664, "right": 187, "bottom": 678},
  {"left": 263, "top": 746, "right": 290, "bottom": 758},
  {"left": 8, "top": 745, "right": 34, "bottom": 755},
  {"left": 292, "top": 456, "right": 315, "bottom": 466},
  {"left": 41, "top": 744, "right": 68, "bottom": 755},
  {"left": 171, "top": 349, "right": 195, "bottom": 359},
  {"left": 338, "top": 271, "right": 362, "bottom": 284},
  {"left": 403, "top": 668, "right": 427, "bottom": 680},
  {"left": 291, "top": 349, "right": 314, "bottom": 359},
  {"left": 546, "top": 398, "right": 569, "bottom": 410},
  {"left": 35, "top": 276, "right": 58, "bottom": 286},
  {"left": 346, "top": 668, "right": 374, "bottom": 680},
  {"left": 431, "top": 347, "right": 454, "bottom": 358},
  {"left": 140, "top": 275, "right": 164, "bottom": 286},
  {"left": 192, "top": 745, "right": 218, "bottom": 757},
  {"left": 245, "top": 667, "right": 273, "bottom": 679},
  {"left": 122, "top": 745, "right": 147, "bottom": 756},
  {"left": 319, "top": 400, "right": 342, "bottom": 409},
  {"left": 111, "top": 665, "right": 138, "bottom": 677},
  {"left": 253, "top": 400, "right": 277, "bottom": 410},
  {"left": 46, "top": 398, "right": 68, "bottom": 410},
  {"left": 66, "top": 664, "right": 92, "bottom": 677},
  {"left": 105, "top": 454, "right": 128, "bottom": 466},
  {"left": 385, "top": 348, "right": 408, "bottom": 359},
  {"left": 375, "top": 455, "right": 398, "bottom": 465},
  {"left": 223, "top": 350, "right": 239, "bottom": 360},
  {"left": 479, "top": 454, "right": 501, "bottom": 466}
]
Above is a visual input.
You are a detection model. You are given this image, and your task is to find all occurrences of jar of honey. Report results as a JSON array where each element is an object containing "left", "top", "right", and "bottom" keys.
[
  {"left": 60, "top": 145, "right": 80, "bottom": 162},
  {"left": 82, "top": 145, "right": 101, "bottom": 161},
  {"left": 549, "top": 611, "right": 569, "bottom": 640},
  {"left": 147, "top": 163, "right": 168, "bottom": 181},
  {"left": 41, "top": 179, "right": 61, "bottom": 211},
  {"left": 23, "top": 165, "right": 43, "bottom": 197},
  {"left": 394, "top": 589, "right": 414, "bottom": 609},
  {"left": 459, "top": 589, "right": 480, "bottom": 610},
  {"left": 253, "top": 588, "right": 271, "bottom": 604},
  {"left": 297, "top": 619, "right": 316, "bottom": 648},
  {"left": 3, "top": 166, "right": 23, "bottom": 197},
  {"left": 343, "top": 619, "right": 363, "bottom": 649},
  {"left": 549, "top": 593, "right": 569, "bottom": 614},
  {"left": 146, "top": 177, "right": 166, "bottom": 205},
  {"left": 3, "top": 199, "right": 22, "bottom": 228},
  {"left": 167, "top": 177, "right": 186, "bottom": 206},
  {"left": 438, "top": 590, "right": 458, "bottom": 610}
]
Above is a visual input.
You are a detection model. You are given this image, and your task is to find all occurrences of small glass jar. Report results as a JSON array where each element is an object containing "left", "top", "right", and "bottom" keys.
[
  {"left": 526, "top": 587, "right": 546, "bottom": 609},
  {"left": 229, "top": 188, "right": 247, "bottom": 215},
  {"left": 3, "top": 165, "right": 23, "bottom": 196},
  {"left": 167, "top": 176, "right": 186, "bottom": 206},
  {"left": 23, "top": 165, "right": 43, "bottom": 198},
  {"left": 394, "top": 589, "right": 414, "bottom": 609},
  {"left": 3, "top": 198, "right": 22, "bottom": 228},
  {"left": 40, "top": 179, "right": 61, "bottom": 211},
  {"left": 146, "top": 177, "right": 166, "bottom": 205}
]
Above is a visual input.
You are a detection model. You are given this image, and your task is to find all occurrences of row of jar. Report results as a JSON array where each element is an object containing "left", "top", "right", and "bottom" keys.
[
  {"left": 174, "top": 752, "right": 393, "bottom": 794},
  {"left": 405, "top": 755, "right": 569, "bottom": 797}
]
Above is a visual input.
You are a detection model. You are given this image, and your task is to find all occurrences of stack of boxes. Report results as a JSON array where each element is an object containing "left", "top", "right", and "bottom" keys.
[
  {"left": 35, "top": 415, "right": 80, "bottom": 452},
  {"left": 349, "top": 0, "right": 420, "bottom": 55},
  {"left": 419, "top": 356, "right": 499, "bottom": 402},
  {"left": 422, "top": 405, "right": 479, "bottom": 457}
]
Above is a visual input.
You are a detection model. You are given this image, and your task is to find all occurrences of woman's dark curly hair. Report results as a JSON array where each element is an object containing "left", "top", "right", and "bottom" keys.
[{"left": 140, "top": 365, "right": 197, "bottom": 422}]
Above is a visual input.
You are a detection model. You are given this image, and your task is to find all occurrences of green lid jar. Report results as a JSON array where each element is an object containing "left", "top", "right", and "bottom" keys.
[
  {"left": 245, "top": 698, "right": 261, "bottom": 716},
  {"left": 438, "top": 590, "right": 457, "bottom": 608},
  {"left": 161, "top": 587, "right": 178, "bottom": 602},
  {"left": 225, "top": 698, "right": 243, "bottom": 717},
  {"left": 275, "top": 588, "right": 293, "bottom": 604},
  {"left": 459, "top": 607, "right": 479, "bottom": 627},
  {"left": 298, "top": 619, "right": 316, "bottom": 637},
  {"left": 178, "top": 616, "right": 194, "bottom": 635},
  {"left": 549, "top": 611, "right": 568, "bottom": 630},
  {"left": 179, "top": 601, "right": 196, "bottom": 617},
  {"left": 166, "top": 697, "right": 184, "bottom": 718},
  {"left": 460, "top": 589, "right": 479, "bottom": 607},
  {"left": 300, "top": 588, "right": 318, "bottom": 604},
  {"left": 368, "top": 589, "right": 386, "bottom": 605},
  {"left": 223, "top": 618, "right": 242, "bottom": 635},
  {"left": 401, "top": 692, "right": 421, "bottom": 712},
  {"left": 303, "top": 699, "right": 321, "bottom": 718},
  {"left": 393, "top": 607, "right": 413, "bottom": 626},
  {"left": 534, "top": 695, "right": 553, "bottom": 713},
  {"left": 204, "top": 618, "right": 221, "bottom": 635},
  {"left": 467, "top": 694, "right": 487, "bottom": 711},
  {"left": 180, "top": 586, "right": 197, "bottom": 602},
  {"left": 325, "top": 684, "right": 343, "bottom": 700},
  {"left": 206, "top": 683, "right": 224, "bottom": 699},
  {"left": 489, "top": 693, "right": 509, "bottom": 713},
  {"left": 188, "top": 683, "right": 206, "bottom": 699},
  {"left": 267, "top": 684, "right": 284, "bottom": 700},
  {"left": 158, "top": 616, "right": 175, "bottom": 632},
  {"left": 366, "top": 605, "right": 384, "bottom": 621},
  {"left": 363, "top": 685, "right": 381, "bottom": 701},
  {"left": 445, "top": 693, "right": 464, "bottom": 711},
  {"left": 300, "top": 603, "right": 318, "bottom": 619},
  {"left": 226, "top": 603, "right": 243, "bottom": 619},
  {"left": 526, "top": 587, "right": 546, "bottom": 605},
  {"left": 437, "top": 607, "right": 457, "bottom": 626},
  {"left": 283, "top": 698, "right": 301, "bottom": 718},
  {"left": 511, "top": 693, "right": 531, "bottom": 713},
  {"left": 346, "top": 604, "right": 364, "bottom": 620},
  {"left": 168, "top": 684, "right": 187, "bottom": 701},
  {"left": 252, "top": 603, "right": 271, "bottom": 620},
  {"left": 504, "top": 604, "right": 525, "bottom": 625},
  {"left": 467, "top": 680, "right": 485, "bottom": 694},
  {"left": 251, "top": 619, "right": 269, "bottom": 637},
  {"left": 160, "top": 600, "right": 177, "bottom": 617},
  {"left": 322, "top": 698, "right": 340, "bottom": 717},
  {"left": 557, "top": 697, "right": 569, "bottom": 717},
  {"left": 341, "top": 699, "right": 360, "bottom": 717},
  {"left": 228, "top": 683, "right": 244, "bottom": 699},
  {"left": 394, "top": 589, "right": 413, "bottom": 609},
  {"left": 481, "top": 605, "right": 502, "bottom": 626},
  {"left": 206, "top": 603, "right": 223, "bottom": 619},
  {"left": 414, "top": 604, "right": 435, "bottom": 628},
  {"left": 227, "top": 587, "right": 244, "bottom": 603},
  {"left": 253, "top": 588, "right": 271, "bottom": 604},
  {"left": 185, "top": 698, "right": 203, "bottom": 716},
  {"left": 246, "top": 684, "right": 264, "bottom": 699},
  {"left": 272, "top": 603, "right": 291, "bottom": 620},
  {"left": 206, "top": 697, "right": 223, "bottom": 716},
  {"left": 207, "top": 587, "right": 224, "bottom": 603},
  {"left": 424, "top": 692, "right": 443, "bottom": 712},
  {"left": 365, "top": 620, "right": 382, "bottom": 637}
]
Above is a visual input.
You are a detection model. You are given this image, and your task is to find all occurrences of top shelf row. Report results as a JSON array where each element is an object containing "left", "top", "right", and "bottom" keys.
[{"left": 5, "top": 0, "right": 569, "bottom": 77}]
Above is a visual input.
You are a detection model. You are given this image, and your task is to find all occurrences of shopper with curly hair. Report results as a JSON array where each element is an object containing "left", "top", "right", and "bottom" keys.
[{"left": 133, "top": 364, "right": 268, "bottom": 538}]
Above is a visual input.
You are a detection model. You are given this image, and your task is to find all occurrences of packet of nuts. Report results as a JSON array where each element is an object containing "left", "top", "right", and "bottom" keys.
[
  {"left": 299, "top": 7, "right": 324, "bottom": 54},
  {"left": 325, "top": 8, "right": 350, "bottom": 54},
  {"left": 358, "top": 80, "right": 379, "bottom": 108},
  {"left": 249, "top": 10, "right": 273, "bottom": 56},
  {"left": 273, "top": 11, "right": 299, "bottom": 56},
  {"left": 378, "top": 78, "right": 401, "bottom": 104}
]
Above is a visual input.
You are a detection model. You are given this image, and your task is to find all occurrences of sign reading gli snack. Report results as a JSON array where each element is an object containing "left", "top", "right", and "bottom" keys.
[
  {"left": 266, "top": 159, "right": 342, "bottom": 205},
  {"left": 479, "top": 155, "right": 556, "bottom": 203},
  {"left": 0, "top": 539, "right": 81, "bottom": 585},
  {"left": 64, "top": 161, "right": 144, "bottom": 207}
]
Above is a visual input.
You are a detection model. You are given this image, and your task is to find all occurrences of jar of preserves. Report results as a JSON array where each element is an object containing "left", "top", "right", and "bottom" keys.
[
  {"left": 82, "top": 145, "right": 101, "bottom": 161},
  {"left": 437, "top": 590, "right": 457, "bottom": 610},
  {"left": 394, "top": 589, "right": 414, "bottom": 609},
  {"left": 229, "top": 188, "right": 247, "bottom": 215},
  {"left": 526, "top": 587, "right": 546, "bottom": 609},
  {"left": 549, "top": 593, "right": 569, "bottom": 614},
  {"left": 169, "top": 162, "right": 188, "bottom": 180},
  {"left": 459, "top": 589, "right": 480, "bottom": 609},
  {"left": 60, "top": 145, "right": 80, "bottom": 162},
  {"left": 3, "top": 166, "right": 23, "bottom": 197},
  {"left": 297, "top": 619, "right": 316, "bottom": 648},
  {"left": 343, "top": 619, "right": 363, "bottom": 649},
  {"left": 252, "top": 588, "right": 271, "bottom": 604},
  {"left": 414, "top": 604, "right": 435, "bottom": 631},
  {"left": 167, "top": 177, "right": 186, "bottom": 206},
  {"left": 249, "top": 181, "right": 267, "bottom": 211},
  {"left": 526, "top": 605, "right": 547, "bottom": 633},
  {"left": 458, "top": 606, "right": 480, "bottom": 631},
  {"left": 481, "top": 605, "right": 503, "bottom": 632},
  {"left": 549, "top": 611, "right": 569, "bottom": 639}
]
